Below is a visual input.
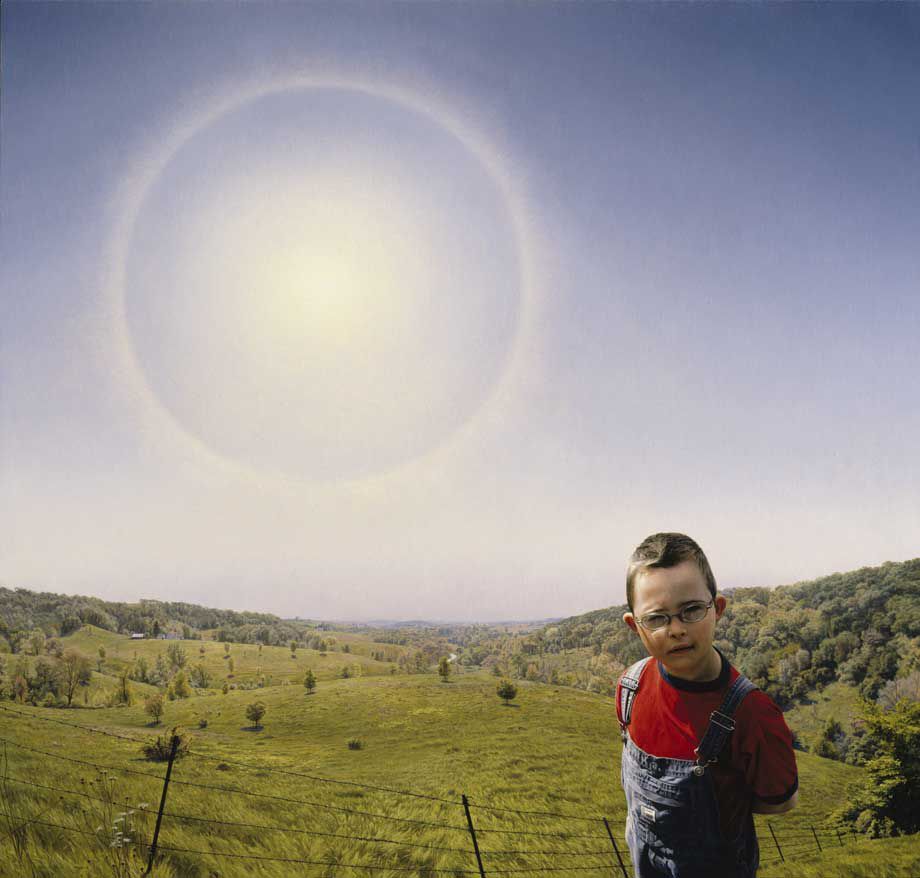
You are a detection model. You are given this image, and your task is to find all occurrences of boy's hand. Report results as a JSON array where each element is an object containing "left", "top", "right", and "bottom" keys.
[{"left": 751, "top": 790, "right": 798, "bottom": 814}]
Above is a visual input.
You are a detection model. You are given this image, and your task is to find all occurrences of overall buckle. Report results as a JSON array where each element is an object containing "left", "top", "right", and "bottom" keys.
[{"left": 709, "top": 710, "right": 735, "bottom": 732}]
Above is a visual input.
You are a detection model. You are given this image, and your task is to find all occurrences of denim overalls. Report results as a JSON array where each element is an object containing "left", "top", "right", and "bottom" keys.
[{"left": 618, "top": 658, "right": 760, "bottom": 878}]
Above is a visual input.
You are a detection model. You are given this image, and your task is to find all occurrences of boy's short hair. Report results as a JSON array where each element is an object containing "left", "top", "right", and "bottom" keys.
[{"left": 626, "top": 532, "right": 717, "bottom": 611}]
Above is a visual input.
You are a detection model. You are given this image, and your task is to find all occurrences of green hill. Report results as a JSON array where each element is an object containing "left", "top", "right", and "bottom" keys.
[{"left": 0, "top": 668, "right": 899, "bottom": 878}]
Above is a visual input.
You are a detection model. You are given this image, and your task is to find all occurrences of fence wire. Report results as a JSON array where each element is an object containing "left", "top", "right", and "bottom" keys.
[{"left": 0, "top": 703, "right": 864, "bottom": 877}]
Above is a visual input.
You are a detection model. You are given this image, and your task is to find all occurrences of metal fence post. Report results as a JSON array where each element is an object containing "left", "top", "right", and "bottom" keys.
[
  {"left": 602, "top": 817, "right": 629, "bottom": 878},
  {"left": 811, "top": 825, "right": 823, "bottom": 853},
  {"left": 767, "top": 822, "right": 784, "bottom": 863},
  {"left": 145, "top": 733, "right": 180, "bottom": 876},
  {"left": 461, "top": 794, "right": 486, "bottom": 878}
]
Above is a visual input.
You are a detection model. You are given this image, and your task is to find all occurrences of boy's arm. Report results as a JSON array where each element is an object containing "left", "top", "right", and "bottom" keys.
[
  {"left": 739, "top": 692, "right": 799, "bottom": 816},
  {"left": 752, "top": 789, "right": 798, "bottom": 814}
]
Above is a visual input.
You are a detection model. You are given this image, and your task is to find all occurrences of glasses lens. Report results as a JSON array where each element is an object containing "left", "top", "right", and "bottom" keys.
[
  {"left": 680, "top": 602, "right": 709, "bottom": 623},
  {"left": 640, "top": 614, "right": 669, "bottom": 631}
]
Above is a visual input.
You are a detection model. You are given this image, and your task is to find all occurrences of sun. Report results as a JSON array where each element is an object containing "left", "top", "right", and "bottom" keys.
[{"left": 108, "top": 76, "right": 534, "bottom": 483}]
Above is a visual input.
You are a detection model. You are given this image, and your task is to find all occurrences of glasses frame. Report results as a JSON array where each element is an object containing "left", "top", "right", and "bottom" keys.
[{"left": 636, "top": 599, "right": 715, "bottom": 633}]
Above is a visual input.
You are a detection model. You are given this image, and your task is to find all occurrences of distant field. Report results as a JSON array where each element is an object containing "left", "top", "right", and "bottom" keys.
[
  {"left": 60, "top": 625, "right": 406, "bottom": 695},
  {"left": 1, "top": 648, "right": 896, "bottom": 878},
  {"left": 783, "top": 681, "right": 863, "bottom": 745}
]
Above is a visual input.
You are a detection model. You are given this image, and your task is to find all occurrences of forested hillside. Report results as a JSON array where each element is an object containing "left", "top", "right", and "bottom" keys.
[
  {"left": 459, "top": 559, "right": 920, "bottom": 709},
  {"left": 3, "top": 559, "right": 918, "bottom": 710}
]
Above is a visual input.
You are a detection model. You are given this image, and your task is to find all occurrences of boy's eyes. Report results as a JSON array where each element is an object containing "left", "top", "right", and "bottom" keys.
[{"left": 637, "top": 601, "right": 712, "bottom": 631}]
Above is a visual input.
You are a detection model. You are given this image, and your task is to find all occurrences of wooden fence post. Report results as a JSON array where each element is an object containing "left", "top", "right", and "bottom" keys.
[
  {"left": 602, "top": 817, "right": 629, "bottom": 878},
  {"left": 145, "top": 733, "right": 180, "bottom": 876},
  {"left": 461, "top": 795, "right": 486, "bottom": 878}
]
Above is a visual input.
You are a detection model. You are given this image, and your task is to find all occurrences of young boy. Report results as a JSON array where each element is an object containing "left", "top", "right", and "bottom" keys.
[{"left": 617, "top": 533, "right": 798, "bottom": 877}]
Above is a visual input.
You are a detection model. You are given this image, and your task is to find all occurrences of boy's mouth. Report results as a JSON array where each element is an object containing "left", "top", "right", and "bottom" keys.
[{"left": 668, "top": 644, "right": 694, "bottom": 654}]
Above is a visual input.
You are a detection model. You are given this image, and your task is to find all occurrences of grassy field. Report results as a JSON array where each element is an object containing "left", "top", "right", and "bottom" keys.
[
  {"left": 0, "top": 629, "right": 915, "bottom": 877},
  {"left": 64, "top": 626, "right": 406, "bottom": 692},
  {"left": 759, "top": 834, "right": 920, "bottom": 877},
  {"left": 783, "top": 681, "right": 864, "bottom": 746}
]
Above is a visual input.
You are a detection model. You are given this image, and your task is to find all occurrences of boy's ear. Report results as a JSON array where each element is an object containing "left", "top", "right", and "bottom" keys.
[
  {"left": 714, "top": 594, "right": 727, "bottom": 619},
  {"left": 623, "top": 612, "right": 639, "bottom": 633}
]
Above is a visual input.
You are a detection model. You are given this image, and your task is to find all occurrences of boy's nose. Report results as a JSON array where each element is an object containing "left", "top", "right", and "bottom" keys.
[{"left": 666, "top": 616, "right": 688, "bottom": 636}]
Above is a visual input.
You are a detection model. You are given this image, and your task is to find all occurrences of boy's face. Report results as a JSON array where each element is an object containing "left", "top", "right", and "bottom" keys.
[{"left": 623, "top": 559, "right": 726, "bottom": 681}]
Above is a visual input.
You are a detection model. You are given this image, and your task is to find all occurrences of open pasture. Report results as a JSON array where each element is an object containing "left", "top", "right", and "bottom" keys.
[{"left": 0, "top": 669, "right": 883, "bottom": 878}]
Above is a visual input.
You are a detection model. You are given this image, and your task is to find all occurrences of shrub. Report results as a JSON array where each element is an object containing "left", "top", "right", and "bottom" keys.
[
  {"left": 245, "top": 701, "right": 266, "bottom": 728},
  {"left": 347, "top": 738, "right": 363, "bottom": 750},
  {"left": 497, "top": 679, "right": 518, "bottom": 705},
  {"left": 144, "top": 693, "right": 165, "bottom": 725},
  {"left": 141, "top": 729, "right": 191, "bottom": 762}
]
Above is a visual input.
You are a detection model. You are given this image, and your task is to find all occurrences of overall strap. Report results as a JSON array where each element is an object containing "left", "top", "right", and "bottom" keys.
[
  {"left": 618, "top": 657, "right": 651, "bottom": 729},
  {"left": 694, "top": 673, "right": 757, "bottom": 768}
]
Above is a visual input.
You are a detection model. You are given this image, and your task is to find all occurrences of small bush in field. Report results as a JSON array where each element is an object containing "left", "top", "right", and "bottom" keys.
[
  {"left": 141, "top": 729, "right": 191, "bottom": 762},
  {"left": 347, "top": 738, "right": 363, "bottom": 750},
  {"left": 245, "top": 701, "right": 266, "bottom": 729}
]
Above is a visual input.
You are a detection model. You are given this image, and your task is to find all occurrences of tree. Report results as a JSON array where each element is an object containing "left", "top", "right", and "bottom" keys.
[
  {"left": 58, "top": 649, "right": 91, "bottom": 707},
  {"left": 116, "top": 667, "right": 132, "bottom": 705},
  {"left": 97, "top": 645, "right": 106, "bottom": 673},
  {"left": 833, "top": 699, "right": 920, "bottom": 836},
  {"left": 29, "top": 629, "right": 46, "bottom": 656},
  {"left": 246, "top": 701, "right": 266, "bottom": 729},
  {"left": 877, "top": 671, "right": 920, "bottom": 710},
  {"left": 31, "top": 657, "right": 60, "bottom": 701},
  {"left": 189, "top": 663, "right": 210, "bottom": 689},
  {"left": 290, "top": 640, "right": 297, "bottom": 657},
  {"left": 150, "top": 654, "right": 169, "bottom": 686},
  {"left": 132, "top": 656, "right": 149, "bottom": 683},
  {"left": 812, "top": 718, "right": 844, "bottom": 760},
  {"left": 303, "top": 669, "right": 316, "bottom": 693},
  {"left": 166, "top": 642, "right": 187, "bottom": 671},
  {"left": 145, "top": 693, "right": 165, "bottom": 725},
  {"left": 60, "top": 614, "right": 82, "bottom": 636},
  {"left": 170, "top": 669, "right": 192, "bottom": 699},
  {"left": 12, "top": 674, "right": 28, "bottom": 702},
  {"left": 497, "top": 679, "right": 518, "bottom": 705},
  {"left": 438, "top": 656, "right": 451, "bottom": 683}
]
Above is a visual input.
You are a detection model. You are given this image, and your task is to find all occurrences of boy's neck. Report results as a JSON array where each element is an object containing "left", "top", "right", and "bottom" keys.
[{"left": 661, "top": 645, "right": 723, "bottom": 683}]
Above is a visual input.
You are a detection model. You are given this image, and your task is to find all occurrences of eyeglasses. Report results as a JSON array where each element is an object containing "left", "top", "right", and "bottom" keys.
[{"left": 636, "top": 600, "right": 714, "bottom": 632}]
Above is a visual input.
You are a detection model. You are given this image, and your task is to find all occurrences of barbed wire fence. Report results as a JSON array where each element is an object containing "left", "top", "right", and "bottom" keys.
[{"left": 0, "top": 703, "right": 862, "bottom": 876}]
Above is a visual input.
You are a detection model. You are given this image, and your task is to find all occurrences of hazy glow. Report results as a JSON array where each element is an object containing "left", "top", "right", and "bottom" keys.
[{"left": 110, "top": 78, "right": 533, "bottom": 483}]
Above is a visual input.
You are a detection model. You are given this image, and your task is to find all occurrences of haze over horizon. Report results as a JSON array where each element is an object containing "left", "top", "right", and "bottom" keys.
[{"left": 3, "top": 3, "right": 918, "bottom": 622}]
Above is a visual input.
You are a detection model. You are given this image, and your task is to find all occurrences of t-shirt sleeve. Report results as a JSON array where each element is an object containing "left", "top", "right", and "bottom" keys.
[{"left": 736, "top": 691, "right": 799, "bottom": 804}]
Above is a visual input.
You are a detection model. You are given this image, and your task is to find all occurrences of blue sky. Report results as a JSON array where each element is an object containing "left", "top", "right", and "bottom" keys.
[{"left": 2, "top": 2, "right": 918, "bottom": 621}]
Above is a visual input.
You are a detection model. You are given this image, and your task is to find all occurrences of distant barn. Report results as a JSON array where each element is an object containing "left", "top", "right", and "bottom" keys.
[{"left": 130, "top": 632, "right": 145, "bottom": 640}]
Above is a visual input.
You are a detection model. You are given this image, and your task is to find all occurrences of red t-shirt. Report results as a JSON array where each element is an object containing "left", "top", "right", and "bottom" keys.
[{"left": 616, "top": 654, "right": 798, "bottom": 838}]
